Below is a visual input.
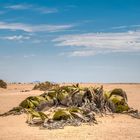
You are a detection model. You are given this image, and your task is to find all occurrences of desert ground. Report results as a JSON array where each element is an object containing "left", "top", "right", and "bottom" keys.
[{"left": 0, "top": 83, "right": 140, "bottom": 140}]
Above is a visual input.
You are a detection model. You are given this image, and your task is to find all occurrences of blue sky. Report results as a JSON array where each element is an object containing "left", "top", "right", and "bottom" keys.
[{"left": 0, "top": 0, "right": 140, "bottom": 83}]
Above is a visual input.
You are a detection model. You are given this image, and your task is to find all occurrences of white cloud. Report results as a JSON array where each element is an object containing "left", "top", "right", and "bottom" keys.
[
  {"left": 31, "top": 24, "right": 74, "bottom": 32},
  {"left": 1, "top": 35, "right": 30, "bottom": 41},
  {"left": 0, "top": 22, "right": 74, "bottom": 32},
  {"left": 111, "top": 26, "right": 128, "bottom": 30},
  {"left": 53, "top": 31, "right": 140, "bottom": 56},
  {"left": 0, "top": 22, "right": 32, "bottom": 32},
  {"left": 35, "top": 7, "right": 58, "bottom": 14},
  {"left": 111, "top": 24, "right": 140, "bottom": 30},
  {"left": 5, "top": 4, "right": 31, "bottom": 10},
  {"left": 70, "top": 50, "right": 96, "bottom": 57},
  {"left": 5, "top": 4, "right": 58, "bottom": 14}
]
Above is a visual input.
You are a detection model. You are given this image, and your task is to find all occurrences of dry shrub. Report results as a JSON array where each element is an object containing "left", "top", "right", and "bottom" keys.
[
  {"left": 33, "top": 81, "right": 59, "bottom": 91},
  {"left": 0, "top": 79, "right": 7, "bottom": 89}
]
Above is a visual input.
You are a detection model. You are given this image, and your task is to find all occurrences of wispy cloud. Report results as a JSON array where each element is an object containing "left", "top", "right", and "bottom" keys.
[
  {"left": 0, "top": 22, "right": 32, "bottom": 32},
  {"left": 0, "top": 22, "right": 74, "bottom": 32},
  {"left": 5, "top": 4, "right": 31, "bottom": 10},
  {"left": 70, "top": 50, "right": 96, "bottom": 57},
  {"left": 5, "top": 4, "right": 58, "bottom": 14},
  {"left": 0, "top": 35, "right": 30, "bottom": 41},
  {"left": 111, "top": 26, "right": 128, "bottom": 30},
  {"left": 35, "top": 7, "right": 58, "bottom": 14},
  {"left": 111, "top": 24, "right": 140, "bottom": 30},
  {"left": 53, "top": 31, "right": 140, "bottom": 56}
]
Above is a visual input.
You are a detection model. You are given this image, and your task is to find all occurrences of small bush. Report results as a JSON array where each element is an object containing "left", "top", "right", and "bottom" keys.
[
  {"left": 33, "top": 81, "right": 59, "bottom": 91},
  {"left": 0, "top": 79, "right": 7, "bottom": 89}
]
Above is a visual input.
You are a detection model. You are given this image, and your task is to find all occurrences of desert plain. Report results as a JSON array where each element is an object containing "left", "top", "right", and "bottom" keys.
[{"left": 0, "top": 83, "right": 140, "bottom": 140}]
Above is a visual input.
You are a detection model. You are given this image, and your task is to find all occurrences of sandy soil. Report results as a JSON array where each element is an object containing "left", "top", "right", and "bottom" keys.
[{"left": 0, "top": 83, "right": 140, "bottom": 140}]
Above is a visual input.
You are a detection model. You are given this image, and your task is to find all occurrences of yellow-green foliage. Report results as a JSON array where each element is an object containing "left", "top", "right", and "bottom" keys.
[
  {"left": 109, "top": 95, "right": 129, "bottom": 113},
  {"left": 105, "top": 88, "right": 129, "bottom": 113},
  {"left": 109, "top": 88, "right": 127, "bottom": 101},
  {"left": 115, "top": 104, "right": 129, "bottom": 113},
  {"left": 53, "top": 109, "right": 73, "bottom": 120},
  {"left": 19, "top": 96, "right": 46, "bottom": 109},
  {"left": 47, "top": 90, "right": 57, "bottom": 99},
  {"left": 110, "top": 95, "right": 125, "bottom": 105},
  {"left": 44, "top": 95, "right": 52, "bottom": 101},
  {"left": 67, "top": 107, "right": 82, "bottom": 113},
  {"left": 104, "top": 91, "right": 111, "bottom": 99},
  {"left": 20, "top": 99, "right": 35, "bottom": 109},
  {"left": 26, "top": 108, "right": 48, "bottom": 120},
  {"left": 103, "top": 88, "right": 129, "bottom": 113},
  {"left": 53, "top": 107, "right": 86, "bottom": 121},
  {"left": 57, "top": 90, "right": 69, "bottom": 101}
]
